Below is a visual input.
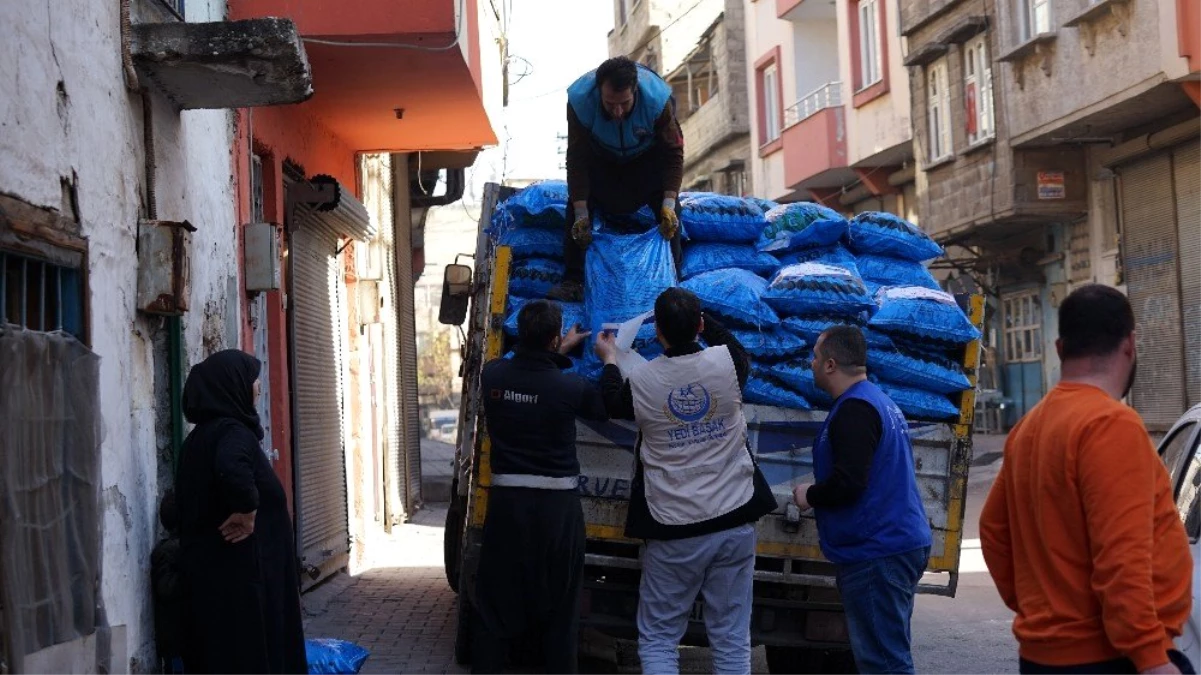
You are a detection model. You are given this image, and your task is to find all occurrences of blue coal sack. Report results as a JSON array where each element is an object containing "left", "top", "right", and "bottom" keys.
[
  {"left": 678, "top": 193, "right": 768, "bottom": 243},
  {"left": 681, "top": 268, "right": 780, "bottom": 328},
  {"left": 868, "top": 287, "right": 981, "bottom": 345},
  {"left": 508, "top": 258, "right": 564, "bottom": 298},
  {"left": 306, "top": 639, "right": 370, "bottom": 675},
  {"left": 498, "top": 227, "right": 563, "bottom": 260},
  {"left": 763, "top": 262, "right": 876, "bottom": 318},
  {"left": 681, "top": 243, "right": 782, "bottom": 280},
  {"left": 846, "top": 211, "right": 944, "bottom": 262},
  {"left": 757, "top": 203, "right": 847, "bottom": 253}
]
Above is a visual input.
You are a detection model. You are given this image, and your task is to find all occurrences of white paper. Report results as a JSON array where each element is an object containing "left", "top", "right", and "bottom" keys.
[{"left": 602, "top": 310, "right": 655, "bottom": 377}]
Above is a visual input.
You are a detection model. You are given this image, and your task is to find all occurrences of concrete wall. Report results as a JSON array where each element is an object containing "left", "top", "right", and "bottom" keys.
[
  {"left": 837, "top": 0, "right": 912, "bottom": 164},
  {"left": 906, "top": 0, "right": 1022, "bottom": 239},
  {"left": 746, "top": 0, "right": 797, "bottom": 199},
  {"left": 0, "top": 0, "right": 239, "bottom": 669},
  {"left": 999, "top": 0, "right": 1191, "bottom": 141},
  {"left": 680, "top": 3, "right": 751, "bottom": 173}
]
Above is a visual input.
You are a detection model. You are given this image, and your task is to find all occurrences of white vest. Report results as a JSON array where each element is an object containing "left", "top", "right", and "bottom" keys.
[{"left": 628, "top": 346, "right": 754, "bottom": 526}]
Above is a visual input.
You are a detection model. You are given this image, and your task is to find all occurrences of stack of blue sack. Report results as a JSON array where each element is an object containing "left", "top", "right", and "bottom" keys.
[
  {"left": 491, "top": 180, "right": 569, "bottom": 300},
  {"left": 488, "top": 182, "right": 978, "bottom": 418}
]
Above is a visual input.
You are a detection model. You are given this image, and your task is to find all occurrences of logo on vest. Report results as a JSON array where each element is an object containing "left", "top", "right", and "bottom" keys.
[
  {"left": 495, "top": 389, "right": 538, "bottom": 405},
  {"left": 665, "top": 382, "right": 712, "bottom": 424}
]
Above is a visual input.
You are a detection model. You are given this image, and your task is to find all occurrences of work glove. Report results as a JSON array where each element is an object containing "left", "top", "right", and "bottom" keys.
[
  {"left": 571, "top": 206, "right": 592, "bottom": 249},
  {"left": 659, "top": 198, "right": 679, "bottom": 241}
]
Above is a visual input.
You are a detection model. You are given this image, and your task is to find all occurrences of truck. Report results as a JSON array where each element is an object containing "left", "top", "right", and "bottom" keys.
[{"left": 438, "top": 183, "right": 984, "bottom": 672}]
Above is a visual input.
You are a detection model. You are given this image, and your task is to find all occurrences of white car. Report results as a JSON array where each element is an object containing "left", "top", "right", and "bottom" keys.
[{"left": 1158, "top": 404, "right": 1201, "bottom": 668}]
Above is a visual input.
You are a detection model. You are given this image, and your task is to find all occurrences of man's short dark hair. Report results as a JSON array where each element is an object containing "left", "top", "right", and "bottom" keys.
[
  {"left": 518, "top": 300, "right": 563, "bottom": 349},
  {"left": 596, "top": 56, "right": 639, "bottom": 92},
  {"left": 655, "top": 288, "right": 703, "bottom": 348},
  {"left": 817, "top": 325, "right": 868, "bottom": 372},
  {"left": 1058, "top": 284, "right": 1135, "bottom": 359}
]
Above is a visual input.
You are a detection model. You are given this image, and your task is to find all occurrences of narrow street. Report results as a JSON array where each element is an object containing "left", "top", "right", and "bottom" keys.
[{"left": 301, "top": 438, "right": 1018, "bottom": 674}]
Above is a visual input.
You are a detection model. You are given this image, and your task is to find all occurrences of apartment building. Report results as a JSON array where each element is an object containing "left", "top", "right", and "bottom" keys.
[{"left": 747, "top": 0, "right": 917, "bottom": 214}]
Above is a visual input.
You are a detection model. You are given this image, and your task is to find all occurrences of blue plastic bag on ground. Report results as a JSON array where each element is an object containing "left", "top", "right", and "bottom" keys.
[
  {"left": 504, "top": 297, "right": 586, "bottom": 337},
  {"left": 767, "top": 359, "right": 834, "bottom": 408},
  {"left": 868, "top": 347, "right": 972, "bottom": 394},
  {"left": 877, "top": 381, "right": 961, "bottom": 421},
  {"left": 681, "top": 243, "right": 782, "bottom": 280},
  {"left": 757, "top": 203, "right": 847, "bottom": 253},
  {"left": 508, "top": 258, "right": 564, "bottom": 298},
  {"left": 681, "top": 268, "right": 780, "bottom": 328},
  {"left": 854, "top": 253, "right": 939, "bottom": 291},
  {"left": 679, "top": 193, "right": 768, "bottom": 243},
  {"left": 775, "top": 244, "right": 861, "bottom": 278},
  {"left": 585, "top": 228, "right": 677, "bottom": 354},
  {"left": 847, "top": 212, "right": 944, "bottom": 262},
  {"left": 868, "top": 287, "right": 980, "bottom": 345},
  {"left": 306, "top": 639, "right": 369, "bottom": 675},
  {"left": 764, "top": 262, "right": 876, "bottom": 318},
  {"left": 745, "top": 369, "right": 812, "bottom": 410},
  {"left": 732, "top": 327, "right": 808, "bottom": 360},
  {"left": 498, "top": 227, "right": 563, "bottom": 260},
  {"left": 498, "top": 180, "right": 569, "bottom": 228}
]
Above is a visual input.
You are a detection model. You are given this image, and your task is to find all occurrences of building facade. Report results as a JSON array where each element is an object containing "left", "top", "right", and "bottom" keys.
[
  {"left": 902, "top": 0, "right": 1199, "bottom": 428},
  {"left": 747, "top": 0, "right": 917, "bottom": 214},
  {"left": 1, "top": 0, "right": 495, "bottom": 670}
]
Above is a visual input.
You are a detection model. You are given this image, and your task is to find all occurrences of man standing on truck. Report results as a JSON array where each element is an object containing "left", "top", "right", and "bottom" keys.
[
  {"left": 473, "top": 300, "right": 609, "bottom": 674},
  {"left": 979, "top": 285, "right": 1194, "bottom": 675},
  {"left": 791, "top": 325, "right": 932, "bottom": 675},
  {"left": 547, "top": 56, "right": 684, "bottom": 303},
  {"left": 594, "top": 287, "right": 776, "bottom": 675}
]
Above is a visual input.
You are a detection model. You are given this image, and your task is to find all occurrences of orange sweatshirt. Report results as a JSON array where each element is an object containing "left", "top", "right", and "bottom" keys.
[{"left": 979, "top": 382, "right": 1193, "bottom": 672}]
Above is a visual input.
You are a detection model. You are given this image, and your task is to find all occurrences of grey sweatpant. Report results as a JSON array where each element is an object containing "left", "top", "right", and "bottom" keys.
[{"left": 636, "top": 524, "right": 756, "bottom": 675}]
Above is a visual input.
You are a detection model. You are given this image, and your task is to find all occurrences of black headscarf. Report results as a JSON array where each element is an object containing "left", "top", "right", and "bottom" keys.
[{"left": 181, "top": 349, "right": 264, "bottom": 440}]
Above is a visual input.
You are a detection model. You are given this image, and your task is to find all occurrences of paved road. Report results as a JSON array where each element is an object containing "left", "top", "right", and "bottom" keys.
[{"left": 303, "top": 446, "right": 1018, "bottom": 673}]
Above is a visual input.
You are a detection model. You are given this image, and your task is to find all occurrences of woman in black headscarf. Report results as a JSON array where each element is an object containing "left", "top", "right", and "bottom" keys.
[{"left": 174, "top": 349, "right": 308, "bottom": 674}]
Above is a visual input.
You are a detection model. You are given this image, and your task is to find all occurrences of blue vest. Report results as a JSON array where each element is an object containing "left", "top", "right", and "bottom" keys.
[
  {"left": 812, "top": 380, "right": 932, "bottom": 565},
  {"left": 567, "top": 63, "right": 674, "bottom": 161}
]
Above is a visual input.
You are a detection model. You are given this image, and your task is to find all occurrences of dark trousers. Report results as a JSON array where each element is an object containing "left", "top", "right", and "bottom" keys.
[
  {"left": 836, "top": 546, "right": 930, "bottom": 675},
  {"left": 1019, "top": 650, "right": 1195, "bottom": 674},
  {"left": 563, "top": 146, "right": 683, "bottom": 283},
  {"left": 471, "top": 487, "right": 586, "bottom": 674}
]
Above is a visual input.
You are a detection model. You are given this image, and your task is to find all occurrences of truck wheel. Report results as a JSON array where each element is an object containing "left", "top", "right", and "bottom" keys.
[
  {"left": 454, "top": 595, "right": 473, "bottom": 666},
  {"left": 443, "top": 484, "right": 464, "bottom": 592},
  {"left": 765, "top": 647, "right": 857, "bottom": 674}
]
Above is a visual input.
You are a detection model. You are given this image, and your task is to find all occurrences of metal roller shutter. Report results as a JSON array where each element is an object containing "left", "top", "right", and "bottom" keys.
[
  {"left": 1173, "top": 142, "right": 1201, "bottom": 408},
  {"left": 389, "top": 156, "right": 422, "bottom": 517},
  {"left": 290, "top": 214, "right": 350, "bottom": 585},
  {"left": 1120, "top": 152, "right": 1184, "bottom": 429}
]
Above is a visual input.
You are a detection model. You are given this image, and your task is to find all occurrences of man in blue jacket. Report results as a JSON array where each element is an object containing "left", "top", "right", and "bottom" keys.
[
  {"left": 793, "top": 325, "right": 932, "bottom": 675},
  {"left": 548, "top": 56, "right": 684, "bottom": 302}
]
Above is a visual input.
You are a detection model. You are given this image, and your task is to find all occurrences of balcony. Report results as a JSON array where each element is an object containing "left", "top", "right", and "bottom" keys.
[
  {"left": 231, "top": 0, "right": 495, "bottom": 153},
  {"left": 782, "top": 82, "right": 854, "bottom": 190}
]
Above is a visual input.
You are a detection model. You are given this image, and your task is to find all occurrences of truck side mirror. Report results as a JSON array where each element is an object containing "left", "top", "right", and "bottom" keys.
[{"left": 438, "top": 263, "right": 472, "bottom": 326}]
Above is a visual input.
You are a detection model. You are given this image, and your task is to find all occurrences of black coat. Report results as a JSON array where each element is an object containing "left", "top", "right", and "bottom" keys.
[{"left": 174, "top": 350, "right": 307, "bottom": 674}]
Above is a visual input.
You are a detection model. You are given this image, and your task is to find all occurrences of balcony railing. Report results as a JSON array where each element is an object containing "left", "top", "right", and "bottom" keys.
[{"left": 784, "top": 81, "right": 843, "bottom": 128}]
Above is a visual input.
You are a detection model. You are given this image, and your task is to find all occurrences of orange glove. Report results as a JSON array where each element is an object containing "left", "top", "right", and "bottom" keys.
[
  {"left": 659, "top": 199, "right": 679, "bottom": 240},
  {"left": 572, "top": 207, "right": 592, "bottom": 248}
]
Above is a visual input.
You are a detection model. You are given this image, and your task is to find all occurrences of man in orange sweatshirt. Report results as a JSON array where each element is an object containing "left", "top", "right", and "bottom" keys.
[{"left": 980, "top": 284, "right": 1194, "bottom": 675}]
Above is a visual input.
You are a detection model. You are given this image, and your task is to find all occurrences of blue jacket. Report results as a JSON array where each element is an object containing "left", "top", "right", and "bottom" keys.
[
  {"left": 812, "top": 380, "right": 932, "bottom": 564},
  {"left": 567, "top": 63, "right": 674, "bottom": 160}
]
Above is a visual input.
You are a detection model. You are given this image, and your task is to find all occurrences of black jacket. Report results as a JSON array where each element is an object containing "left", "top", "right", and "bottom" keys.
[
  {"left": 482, "top": 346, "right": 608, "bottom": 477},
  {"left": 600, "top": 314, "right": 777, "bottom": 540}
]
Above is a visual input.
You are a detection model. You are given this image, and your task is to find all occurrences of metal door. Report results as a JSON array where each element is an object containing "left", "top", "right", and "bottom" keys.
[
  {"left": 1120, "top": 153, "right": 1184, "bottom": 429},
  {"left": 289, "top": 210, "right": 350, "bottom": 584},
  {"left": 1173, "top": 142, "right": 1200, "bottom": 408}
]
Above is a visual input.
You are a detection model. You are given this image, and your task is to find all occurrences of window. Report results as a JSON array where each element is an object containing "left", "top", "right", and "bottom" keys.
[
  {"left": 857, "top": 0, "right": 883, "bottom": 89},
  {"left": 926, "top": 59, "right": 953, "bottom": 162},
  {"left": 760, "top": 62, "right": 782, "bottom": 144},
  {"left": 1002, "top": 290, "right": 1042, "bottom": 362},
  {"left": 964, "top": 35, "right": 995, "bottom": 145},
  {"left": 1, "top": 251, "right": 85, "bottom": 338},
  {"left": 1020, "top": 0, "right": 1052, "bottom": 41},
  {"left": 1176, "top": 447, "right": 1200, "bottom": 541},
  {"left": 1160, "top": 422, "right": 1197, "bottom": 487}
]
